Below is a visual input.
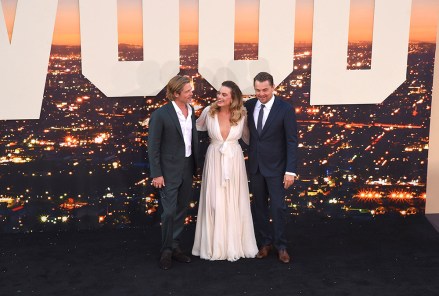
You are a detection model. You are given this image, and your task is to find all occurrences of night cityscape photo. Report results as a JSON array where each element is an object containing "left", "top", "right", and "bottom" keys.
[{"left": 0, "top": 42, "right": 435, "bottom": 233}]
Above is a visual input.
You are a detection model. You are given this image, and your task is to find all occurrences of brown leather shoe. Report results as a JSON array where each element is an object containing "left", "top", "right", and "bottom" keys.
[
  {"left": 172, "top": 248, "right": 191, "bottom": 263},
  {"left": 278, "top": 249, "right": 291, "bottom": 264},
  {"left": 256, "top": 245, "right": 272, "bottom": 259}
]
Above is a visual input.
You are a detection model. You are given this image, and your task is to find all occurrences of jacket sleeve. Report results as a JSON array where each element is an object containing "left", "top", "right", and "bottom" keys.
[{"left": 148, "top": 110, "right": 163, "bottom": 178}]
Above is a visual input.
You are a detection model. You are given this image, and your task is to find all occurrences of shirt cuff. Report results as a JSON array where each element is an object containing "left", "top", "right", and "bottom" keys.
[{"left": 285, "top": 172, "right": 297, "bottom": 177}]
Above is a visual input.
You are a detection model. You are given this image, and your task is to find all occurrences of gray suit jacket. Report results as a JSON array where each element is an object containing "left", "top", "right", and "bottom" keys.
[{"left": 148, "top": 102, "right": 198, "bottom": 181}]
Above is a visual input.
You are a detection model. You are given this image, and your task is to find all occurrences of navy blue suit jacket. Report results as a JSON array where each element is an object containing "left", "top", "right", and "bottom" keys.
[{"left": 245, "top": 96, "right": 298, "bottom": 177}]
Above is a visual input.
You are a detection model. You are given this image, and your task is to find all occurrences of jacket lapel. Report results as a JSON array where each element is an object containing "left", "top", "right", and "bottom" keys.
[
  {"left": 247, "top": 99, "right": 258, "bottom": 134},
  {"left": 191, "top": 106, "right": 197, "bottom": 140},
  {"left": 165, "top": 103, "right": 184, "bottom": 139},
  {"left": 260, "top": 97, "right": 280, "bottom": 137}
]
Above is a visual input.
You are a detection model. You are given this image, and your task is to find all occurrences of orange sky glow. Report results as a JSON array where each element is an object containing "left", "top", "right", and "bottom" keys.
[{"left": 1, "top": 0, "right": 438, "bottom": 45}]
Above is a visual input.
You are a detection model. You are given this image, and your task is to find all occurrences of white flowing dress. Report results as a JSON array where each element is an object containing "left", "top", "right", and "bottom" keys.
[{"left": 192, "top": 106, "right": 258, "bottom": 261}]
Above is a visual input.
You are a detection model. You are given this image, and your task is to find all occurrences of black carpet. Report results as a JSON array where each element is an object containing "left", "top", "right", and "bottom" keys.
[{"left": 1, "top": 215, "right": 439, "bottom": 296}]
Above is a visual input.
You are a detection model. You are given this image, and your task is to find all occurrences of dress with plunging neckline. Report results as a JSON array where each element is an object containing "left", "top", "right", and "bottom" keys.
[
  {"left": 216, "top": 111, "right": 231, "bottom": 141},
  {"left": 192, "top": 106, "right": 258, "bottom": 261}
]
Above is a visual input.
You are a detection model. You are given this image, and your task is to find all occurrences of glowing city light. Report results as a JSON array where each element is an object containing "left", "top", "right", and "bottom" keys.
[{"left": 355, "top": 190, "right": 382, "bottom": 201}]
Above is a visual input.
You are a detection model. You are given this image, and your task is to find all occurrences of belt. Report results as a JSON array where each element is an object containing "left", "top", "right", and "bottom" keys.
[{"left": 210, "top": 140, "right": 238, "bottom": 186}]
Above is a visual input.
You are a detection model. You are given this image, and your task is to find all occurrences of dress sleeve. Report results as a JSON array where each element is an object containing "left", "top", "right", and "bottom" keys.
[
  {"left": 241, "top": 108, "right": 250, "bottom": 145},
  {"left": 196, "top": 106, "right": 210, "bottom": 131}
]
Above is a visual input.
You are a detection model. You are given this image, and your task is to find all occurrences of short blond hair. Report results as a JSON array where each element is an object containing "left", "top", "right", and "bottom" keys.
[{"left": 166, "top": 75, "right": 191, "bottom": 101}]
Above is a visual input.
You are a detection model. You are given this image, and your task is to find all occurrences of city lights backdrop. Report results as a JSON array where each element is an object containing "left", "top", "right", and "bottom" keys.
[{"left": 0, "top": 0, "right": 438, "bottom": 233}]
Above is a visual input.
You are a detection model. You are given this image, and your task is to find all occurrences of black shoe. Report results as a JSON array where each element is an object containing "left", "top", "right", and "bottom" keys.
[
  {"left": 172, "top": 248, "right": 191, "bottom": 263},
  {"left": 159, "top": 250, "right": 172, "bottom": 270}
]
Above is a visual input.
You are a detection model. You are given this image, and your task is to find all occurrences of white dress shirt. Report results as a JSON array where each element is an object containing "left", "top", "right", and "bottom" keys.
[
  {"left": 253, "top": 95, "right": 275, "bottom": 129},
  {"left": 172, "top": 101, "right": 193, "bottom": 157}
]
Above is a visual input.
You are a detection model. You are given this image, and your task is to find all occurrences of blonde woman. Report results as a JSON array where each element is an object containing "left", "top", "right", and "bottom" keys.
[{"left": 192, "top": 81, "right": 258, "bottom": 261}]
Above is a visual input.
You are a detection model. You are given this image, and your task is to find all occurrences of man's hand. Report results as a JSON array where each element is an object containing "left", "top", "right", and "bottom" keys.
[
  {"left": 283, "top": 174, "right": 295, "bottom": 189},
  {"left": 152, "top": 176, "right": 165, "bottom": 188}
]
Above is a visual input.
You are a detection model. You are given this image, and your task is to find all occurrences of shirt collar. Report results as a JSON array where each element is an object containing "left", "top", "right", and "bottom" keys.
[
  {"left": 256, "top": 95, "right": 275, "bottom": 109},
  {"left": 171, "top": 101, "right": 192, "bottom": 116}
]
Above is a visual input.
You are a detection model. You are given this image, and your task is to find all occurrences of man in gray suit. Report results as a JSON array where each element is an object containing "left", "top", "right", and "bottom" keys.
[{"left": 148, "top": 75, "right": 198, "bottom": 270}]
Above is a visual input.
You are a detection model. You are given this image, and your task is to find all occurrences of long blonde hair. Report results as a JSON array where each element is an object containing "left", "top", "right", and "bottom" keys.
[{"left": 209, "top": 81, "right": 244, "bottom": 126}]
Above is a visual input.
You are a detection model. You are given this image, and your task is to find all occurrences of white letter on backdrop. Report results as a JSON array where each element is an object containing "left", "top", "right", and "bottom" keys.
[
  {"left": 0, "top": 0, "right": 58, "bottom": 120},
  {"left": 310, "top": 0, "right": 412, "bottom": 105},
  {"left": 79, "top": 0, "right": 179, "bottom": 97},
  {"left": 198, "top": 0, "right": 296, "bottom": 94}
]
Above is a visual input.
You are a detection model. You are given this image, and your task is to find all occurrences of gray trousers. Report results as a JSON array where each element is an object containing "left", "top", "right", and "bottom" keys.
[{"left": 160, "top": 156, "right": 194, "bottom": 252}]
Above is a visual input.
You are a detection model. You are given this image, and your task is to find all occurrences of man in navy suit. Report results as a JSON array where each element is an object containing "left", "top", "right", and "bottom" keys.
[
  {"left": 245, "top": 72, "right": 298, "bottom": 263},
  {"left": 148, "top": 75, "right": 199, "bottom": 270}
]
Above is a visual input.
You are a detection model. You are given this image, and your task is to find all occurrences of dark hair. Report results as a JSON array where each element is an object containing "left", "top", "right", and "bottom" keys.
[{"left": 253, "top": 72, "right": 274, "bottom": 86}]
